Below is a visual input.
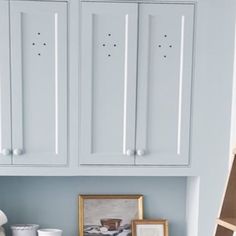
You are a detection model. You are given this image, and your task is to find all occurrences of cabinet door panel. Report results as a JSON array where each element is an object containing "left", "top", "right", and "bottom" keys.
[
  {"left": 136, "top": 4, "right": 194, "bottom": 165},
  {"left": 10, "top": 1, "right": 68, "bottom": 165},
  {"left": 80, "top": 2, "right": 138, "bottom": 164},
  {"left": 0, "top": 1, "right": 12, "bottom": 164}
]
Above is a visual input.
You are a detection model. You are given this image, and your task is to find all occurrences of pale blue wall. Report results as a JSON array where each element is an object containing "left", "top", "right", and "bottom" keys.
[{"left": 0, "top": 177, "right": 187, "bottom": 236}]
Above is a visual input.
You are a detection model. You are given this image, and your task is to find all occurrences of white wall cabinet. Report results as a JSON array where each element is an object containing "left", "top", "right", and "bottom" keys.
[
  {"left": 0, "top": 0, "right": 194, "bottom": 167},
  {"left": 0, "top": 0, "right": 68, "bottom": 165},
  {"left": 80, "top": 2, "right": 195, "bottom": 165}
]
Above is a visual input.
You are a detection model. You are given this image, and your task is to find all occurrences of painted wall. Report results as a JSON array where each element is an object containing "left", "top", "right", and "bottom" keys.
[{"left": 0, "top": 177, "right": 186, "bottom": 236}]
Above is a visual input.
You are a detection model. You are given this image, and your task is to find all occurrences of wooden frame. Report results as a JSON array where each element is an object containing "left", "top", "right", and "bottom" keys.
[
  {"left": 79, "top": 195, "right": 143, "bottom": 236},
  {"left": 132, "top": 219, "right": 168, "bottom": 236}
]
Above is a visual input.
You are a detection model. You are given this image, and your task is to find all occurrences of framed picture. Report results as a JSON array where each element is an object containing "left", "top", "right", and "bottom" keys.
[
  {"left": 132, "top": 220, "right": 168, "bottom": 236},
  {"left": 79, "top": 195, "right": 143, "bottom": 236}
]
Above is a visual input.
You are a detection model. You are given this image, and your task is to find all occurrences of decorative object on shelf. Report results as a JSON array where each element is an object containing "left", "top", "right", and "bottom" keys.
[
  {"left": 79, "top": 195, "right": 143, "bottom": 236},
  {"left": 132, "top": 219, "right": 168, "bottom": 236},
  {"left": 0, "top": 210, "right": 7, "bottom": 227},
  {"left": 0, "top": 210, "right": 8, "bottom": 236},
  {"left": 0, "top": 227, "right": 6, "bottom": 236},
  {"left": 37, "top": 229, "right": 62, "bottom": 236},
  {"left": 11, "top": 224, "right": 39, "bottom": 236}
]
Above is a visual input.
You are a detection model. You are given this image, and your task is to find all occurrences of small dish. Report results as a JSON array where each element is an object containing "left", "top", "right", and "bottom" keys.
[{"left": 37, "top": 229, "right": 62, "bottom": 236}]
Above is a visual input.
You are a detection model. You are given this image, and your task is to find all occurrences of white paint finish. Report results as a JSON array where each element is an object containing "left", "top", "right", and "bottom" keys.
[
  {"left": 10, "top": 0, "right": 68, "bottom": 165},
  {"left": 80, "top": 2, "right": 138, "bottom": 164},
  {"left": 0, "top": 1, "right": 12, "bottom": 164},
  {"left": 0, "top": 165, "right": 197, "bottom": 176},
  {"left": 229, "top": 21, "right": 236, "bottom": 165},
  {"left": 189, "top": 0, "right": 236, "bottom": 235},
  {"left": 186, "top": 177, "right": 199, "bottom": 236},
  {"left": 177, "top": 15, "right": 185, "bottom": 155},
  {"left": 136, "top": 3, "right": 194, "bottom": 165},
  {"left": 123, "top": 14, "right": 131, "bottom": 155},
  {"left": 54, "top": 12, "right": 59, "bottom": 155}
]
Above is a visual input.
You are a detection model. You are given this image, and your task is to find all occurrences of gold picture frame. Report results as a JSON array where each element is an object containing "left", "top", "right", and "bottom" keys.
[
  {"left": 132, "top": 220, "right": 168, "bottom": 236},
  {"left": 79, "top": 195, "right": 143, "bottom": 236}
]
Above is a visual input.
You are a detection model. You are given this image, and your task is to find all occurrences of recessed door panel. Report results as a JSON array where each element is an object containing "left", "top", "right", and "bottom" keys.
[
  {"left": 0, "top": 1, "right": 12, "bottom": 164},
  {"left": 136, "top": 4, "right": 194, "bottom": 165},
  {"left": 10, "top": 1, "right": 68, "bottom": 165},
  {"left": 80, "top": 2, "right": 138, "bottom": 164}
]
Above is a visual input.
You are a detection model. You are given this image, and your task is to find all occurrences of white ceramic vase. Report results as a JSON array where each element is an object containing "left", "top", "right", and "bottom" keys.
[
  {"left": 38, "top": 229, "right": 62, "bottom": 236},
  {"left": 0, "top": 210, "right": 7, "bottom": 226}
]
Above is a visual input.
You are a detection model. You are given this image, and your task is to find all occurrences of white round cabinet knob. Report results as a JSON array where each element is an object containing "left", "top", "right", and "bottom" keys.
[
  {"left": 13, "top": 148, "right": 23, "bottom": 156},
  {"left": 126, "top": 149, "right": 135, "bottom": 156},
  {"left": 1, "top": 148, "right": 11, "bottom": 156},
  {"left": 137, "top": 149, "right": 145, "bottom": 156}
]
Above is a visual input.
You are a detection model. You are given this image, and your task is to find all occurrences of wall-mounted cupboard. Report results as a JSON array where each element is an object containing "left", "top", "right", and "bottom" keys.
[
  {"left": 0, "top": 0, "right": 68, "bottom": 165},
  {"left": 0, "top": 0, "right": 195, "bottom": 167},
  {"left": 80, "top": 2, "right": 195, "bottom": 166}
]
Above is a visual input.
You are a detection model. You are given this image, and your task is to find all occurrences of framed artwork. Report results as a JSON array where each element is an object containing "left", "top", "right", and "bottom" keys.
[
  {"left": 132, "top": 220, "right": 168, "bottom": 236},
  {"left": 79, "top": 195, "right": 143, "bottom": 236}
]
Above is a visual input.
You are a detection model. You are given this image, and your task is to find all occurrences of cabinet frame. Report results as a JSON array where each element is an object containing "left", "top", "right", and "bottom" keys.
[{"left": 0, "top": 0, "right": 12, "bottom": 165}]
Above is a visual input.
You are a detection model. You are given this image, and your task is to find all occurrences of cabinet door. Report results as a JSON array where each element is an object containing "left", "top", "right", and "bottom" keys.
[
  {"left": 136, "top": 4, "right": 194, "bottom": 165},
  {"left": 0, "top": 1, "right": 12, "bottom": 165},
  {"left": 10, "top": 1, "right": 68, "bottom": 165},
  {"left": 80, "top": 2, "right": 138, "bottom": 165}
]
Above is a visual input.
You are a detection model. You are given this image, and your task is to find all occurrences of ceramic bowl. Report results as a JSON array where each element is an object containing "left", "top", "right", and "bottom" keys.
[
  {"left": 11, "top": 224, "right": 39, "bottom": 236},
  {"left": 37, "top": 229, "right": 62, "bottom": 236},
  {"left": 100, "top": 218, "right": 122, "bottom": 231}
]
